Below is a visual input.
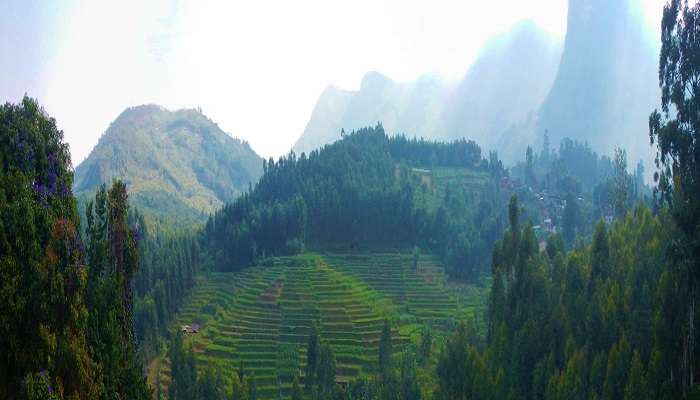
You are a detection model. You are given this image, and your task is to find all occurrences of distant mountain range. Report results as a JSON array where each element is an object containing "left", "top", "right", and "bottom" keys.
[
  {"left": 74, "top": 105, "right": 263, "bottom": 226},
  {"left": 293, "top": 0, "right": 659, "bottom": 167}
]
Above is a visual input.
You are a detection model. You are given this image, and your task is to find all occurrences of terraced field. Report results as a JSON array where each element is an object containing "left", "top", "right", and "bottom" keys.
[{"left": 156, "top": 251, "right": 487, "bottom": 398}]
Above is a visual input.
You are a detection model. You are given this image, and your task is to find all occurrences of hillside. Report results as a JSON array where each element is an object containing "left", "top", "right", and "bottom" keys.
[
  {"left": 74, "top": 105, "right": 263, "bottom": 226},
  {"left": 152, "top": 252, "right": 487, "bottom": 398},
  {"left": 204, "top": 125, "right": 507, "bottom": 282}
]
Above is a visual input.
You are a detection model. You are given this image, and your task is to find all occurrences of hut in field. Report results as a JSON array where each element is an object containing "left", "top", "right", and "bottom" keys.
[{"left": 181, "top": 323, "right": 200, "bottom": 334}]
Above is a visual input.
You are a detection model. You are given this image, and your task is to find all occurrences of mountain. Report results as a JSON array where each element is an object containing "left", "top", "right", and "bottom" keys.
[
  {"left": 535, "top": 0, "right": 659, "bottom": 165},
  {"left": 292, "top": 21, "right": 562, "bottom": 155},
  {"left": 295, "top": 0, "right": 660, "bottom": 168},
  {"left": 292, "top": 72, "right": 451, "bottom": 155},
  {"left": 441, "top": 21, "right": 562, "bottom": 149},
  {"left": 74, "top": 105, "right": 263, "bottom": 226}
]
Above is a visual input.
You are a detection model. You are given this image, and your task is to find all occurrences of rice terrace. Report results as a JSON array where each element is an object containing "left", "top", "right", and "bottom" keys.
[{"left": 150, "top": 252, "right": 487, "bottom": 398}]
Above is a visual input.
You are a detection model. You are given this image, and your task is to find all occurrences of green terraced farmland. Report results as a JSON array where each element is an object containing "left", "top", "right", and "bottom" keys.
[
  {"left": 165, "top": 252, "right": 487, "bottom": 398},
  {"left": 322, "top": 252, "right": 485, "bottom": 332}
]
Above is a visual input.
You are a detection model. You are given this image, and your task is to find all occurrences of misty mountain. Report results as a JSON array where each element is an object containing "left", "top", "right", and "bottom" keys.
[
  {"left": 441, "top": 20, "right": 562, "bottom": 149},
  {"left": 73, "top": 105, "right": 263, "bottom": 225},
  {"left": 535, "top": 0, "right": 659, "bottom": 165},
  {"left": 292, "top": 72, "right": 451, "bottom": 155},
  {"left": 295, "top": 0, "right": 660, "bottom": 170},
  {"left": 292, "top": 21, "right": 562, "bottom": 155}
]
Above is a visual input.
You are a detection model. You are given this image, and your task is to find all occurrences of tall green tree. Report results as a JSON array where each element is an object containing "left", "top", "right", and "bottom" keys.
[
  {"left": 291, "top": 376, "right": 302, "bottom": 400},
  {"left": 305, "top": 323, "right": 320, "bottom": 392},
  {"left": 649, "top": 0, "right": 700, "bottom": 393},
  {"left": 316, "top": 344, "right": 336, "bottom": 399},
  {"left": 379, "top": 319, "right": 393, "bottom": 375},
  {"left": 611, "top": 147, "right": 631, "bottom": 217},
  {"left": 0, "top": 97, "right": 149, "bottom": 398},
  {"left": 562, "top": 193, "right": 580, "bottom": 245}
]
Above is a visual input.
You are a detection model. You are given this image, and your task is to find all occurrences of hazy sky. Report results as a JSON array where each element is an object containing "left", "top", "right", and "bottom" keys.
[{"left": 1, "top": 0, "right": 665, "bottom": 165}]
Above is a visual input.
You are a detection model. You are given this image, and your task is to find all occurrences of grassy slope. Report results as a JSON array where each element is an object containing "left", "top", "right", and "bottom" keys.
[
  {"left": 74, "top": 105, "right": 263, "bottom": 227},
  {"left": 155, "top": 251, "right": 488, "bottom": 398}
]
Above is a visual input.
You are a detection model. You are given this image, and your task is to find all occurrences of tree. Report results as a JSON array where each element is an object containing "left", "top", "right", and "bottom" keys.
[
  {"left": 399, "top": 352, "right": 421, "bottom": 400},
  {"left": 542, "top": 129, "right": 551, "bottom": 165},
  {"left": 562, "top": 193, "right": 580, "bottom": 245},
  {"left": 649, "top": 0, "right": 700, "bottom": 394},
  {"left": 379, "top": 319, "right": 393, "bottom": 374},
  {"left": 589, "top": 221, "right": 609, "bottom": 288},
  {"left": 612, "top": 147, "right": 631, "bottom": 217},
  {"left": 418, "top": 328, "right": 432, "bottom": 365},
  {"left": 624, "top": 351, "right": 649, "bottom": 400},
  {"left": 291, "top": 376, "right": 302, "bottom": 400},
  {"left": 231, "top": 374, "right": 247, "bottom": 400},
  {"left": 168, "top": 332, "right": 197, "bottom": 400},
  {"left": 316, "top": 344, "right": 336, "bottom": 398},
  {"left": 197, "top": 365, "right": 226, "bottom": 400},
  {"left": 305, "top": 323, "right": 320, "bottom": 392},
  {"left": 412, "top": 246, "right": 420, "bottom": 271},
  {"left": 525, "top": 146, "right": 536, "bottom": 187},
  {"left": 0, "top": 97, "right": 100, "bottom": 398},
  {"left": 436, "top": 322, "right": 469, "bottom": 400}
]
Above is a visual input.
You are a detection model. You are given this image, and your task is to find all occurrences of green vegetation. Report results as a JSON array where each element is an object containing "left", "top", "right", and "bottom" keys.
[
  {"left": 0, "top": 97, "right": 148, "bottom": 398},
  {"left": 203, "top": 126, "right": 507, "bottom": 282},
  {"left": 74, "top": 105, "right": 263, "bottom": 228},
  {"left": 6, "top": 3, "right": 700, "bottom": 398},
  {"left": 161, "top": 251, "right": 486, "bottom": 398}
]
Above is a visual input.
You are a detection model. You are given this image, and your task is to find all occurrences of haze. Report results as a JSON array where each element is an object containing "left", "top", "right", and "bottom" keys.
[{"left": 1, "top": 0, "right": 664, "bottom": 164}]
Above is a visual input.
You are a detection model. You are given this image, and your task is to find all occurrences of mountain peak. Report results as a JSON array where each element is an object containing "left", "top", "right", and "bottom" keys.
[
  {"left": 74, "top": 106, "right": 263, "bottom": 226},
  {"left": 360, "top": 71, "right": 393, "bottom": 91}
]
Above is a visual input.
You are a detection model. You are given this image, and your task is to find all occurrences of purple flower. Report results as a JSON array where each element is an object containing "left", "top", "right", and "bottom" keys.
[
  {"left": 76, "top": 234, "right": 85, "bottom": 253},
  {"left": 60, "top": 185, "right": 72, "bottom": 197},
  {"left": 132, "top": 228, "right": 142, "bottom": 243},
  {"left": 47, "top": 171, "right": 58, "bottom": 191},
  {"left": 32, "top": 182, "right": 49, "bottom": 207}
]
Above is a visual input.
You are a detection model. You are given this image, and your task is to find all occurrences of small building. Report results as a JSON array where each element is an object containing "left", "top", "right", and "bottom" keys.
[{"left": 181, "top": 323, "right": 200, "bottom": 334}]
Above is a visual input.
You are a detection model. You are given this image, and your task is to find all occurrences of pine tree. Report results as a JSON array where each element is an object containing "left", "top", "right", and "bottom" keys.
[
  {"left": 305, "top": 323, "right": 320, "bottom": 392},
  {"left": 379, "top": 319, "right": 393, "bottom": 374},
  {"left": 291, "top": 376, "right": 302, "bottom": 400}
]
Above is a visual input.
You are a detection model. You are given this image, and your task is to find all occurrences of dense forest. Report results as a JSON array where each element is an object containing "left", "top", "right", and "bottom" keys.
[{"left": 201, "top": 126, "right": 506, "bottom": 281}]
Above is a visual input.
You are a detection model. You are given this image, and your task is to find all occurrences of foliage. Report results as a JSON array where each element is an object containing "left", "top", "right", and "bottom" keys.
[
  {"left": 73, "top": 105, "right": 263, "bottom": 229},
  {"left": 0, "top": 97, "right": 148, "bottom": 398},
  {"left": 131, "top": 216, "right": 200, "bottom": 357},
  {"left": 649, "top": 0, "right": 700, "bottom": 394},
  {"left": 202, "top": 125, "right": 506, "bottom": 281},
  {"left": 434, "top": 195, "right": 688, "bottom": 399}
]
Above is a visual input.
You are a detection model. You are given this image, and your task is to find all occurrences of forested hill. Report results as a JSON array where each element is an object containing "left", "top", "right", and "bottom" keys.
[
  {"left": 74, "top": 105, "right": 263, "bottom": 227},
  {"left": 202, "top": 125, "right": 508, "bottom": 280}
]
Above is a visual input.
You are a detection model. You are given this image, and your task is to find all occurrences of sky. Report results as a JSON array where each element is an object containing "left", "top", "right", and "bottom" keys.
[{"left": 1, "top": 0, "right": 666, "bottom": 165}]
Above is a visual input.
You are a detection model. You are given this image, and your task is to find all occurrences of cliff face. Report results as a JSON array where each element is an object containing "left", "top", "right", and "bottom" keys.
[
  {"left": 442, "top": 21, "right": 562, "bottom": 149},
  {"left": 536, "top": 0, "right": 659, "bottom": 162}
]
